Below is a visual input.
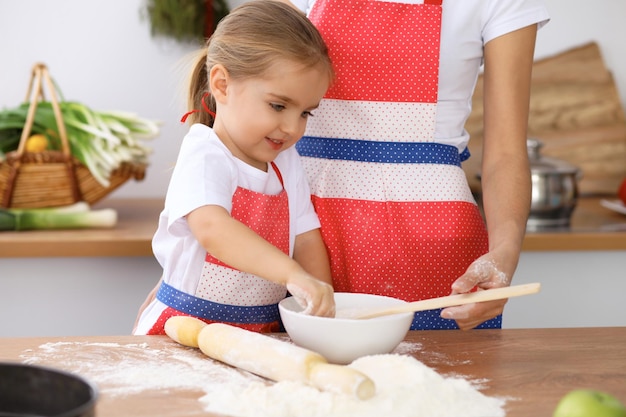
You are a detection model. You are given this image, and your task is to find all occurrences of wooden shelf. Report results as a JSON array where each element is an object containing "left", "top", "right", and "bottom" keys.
[
  {"left": 1, "top": 197, "right": 625, "bottom": 258},
  {"left": 0, "top": 199, "right": 161, "bottom": 258}
]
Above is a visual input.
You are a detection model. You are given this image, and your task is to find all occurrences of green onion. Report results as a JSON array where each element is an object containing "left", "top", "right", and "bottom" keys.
[
  {"left": 0, "top": 202, "right": 117, "bottom": 231},
  {"left": 0, "top": 101, "right": 160, "bottom": 187}
]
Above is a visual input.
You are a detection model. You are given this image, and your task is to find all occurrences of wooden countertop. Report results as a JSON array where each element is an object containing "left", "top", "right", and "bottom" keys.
[
  {"left": 1, "top": 328, "right": 624, "bottom": 417},
  {"left": 0, "top": 197, "right": 625, "bottom": 258},
  {"left": 0, "top": 199, "right": 162, "bottom": 258},
  {"left": 522, "top": 196, "right": 626, "bottom": 251}
]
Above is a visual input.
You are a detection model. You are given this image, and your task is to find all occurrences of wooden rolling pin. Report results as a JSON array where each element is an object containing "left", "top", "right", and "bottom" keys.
[{"left": 164, "top": 316, "right": 376, "bottom": 400}]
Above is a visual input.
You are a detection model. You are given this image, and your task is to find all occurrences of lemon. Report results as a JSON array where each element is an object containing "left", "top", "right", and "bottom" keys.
[{"left": 25, "top": 134, "right": 48, "bottom": 152}]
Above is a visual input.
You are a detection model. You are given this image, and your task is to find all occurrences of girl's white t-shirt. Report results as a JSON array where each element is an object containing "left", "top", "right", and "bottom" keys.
[
  {"left": 151, "top": 123, "right": 320, "bottom": 296},
  {"left": 136, "top": 124, "right": 320, "bottom": 334},
  {"left": 292, "top": 0, "right": 550, "bottom": 151}
]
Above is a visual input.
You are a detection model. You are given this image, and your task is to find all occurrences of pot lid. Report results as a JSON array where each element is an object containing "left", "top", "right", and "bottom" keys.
[{"left": 528, "top": 138, "right": 580, "bottom": 175}]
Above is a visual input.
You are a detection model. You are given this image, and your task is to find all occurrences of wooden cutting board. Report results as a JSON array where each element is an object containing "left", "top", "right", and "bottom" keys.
[{"left": 464, "top": 42, "right": 626, "bottom": 195}]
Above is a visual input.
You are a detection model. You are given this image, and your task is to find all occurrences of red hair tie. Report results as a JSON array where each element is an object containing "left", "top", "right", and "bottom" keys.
[{"left": 180, "top": 92, "right": 216, "bottom": 123}]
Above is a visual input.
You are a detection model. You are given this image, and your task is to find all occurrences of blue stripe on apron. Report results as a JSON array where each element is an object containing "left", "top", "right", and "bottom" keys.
[
  {"left": 411, "top": 310, "right": 502, "bottom": 331},
  {"left": 296, "top": 136, "right": 470, "bottom": 165},
  {"left": 156, "top": 282, "right": 280, "bottom": 324}
]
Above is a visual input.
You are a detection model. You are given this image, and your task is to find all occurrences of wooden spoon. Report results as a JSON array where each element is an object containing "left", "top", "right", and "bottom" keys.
[{"left": 347, "top": 282, "right": 541, "bottom": 320}]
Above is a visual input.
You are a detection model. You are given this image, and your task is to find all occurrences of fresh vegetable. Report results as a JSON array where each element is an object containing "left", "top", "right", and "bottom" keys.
[
  {"left": 618, "top": 178, "right": 626, "bottom": 205},
  {"left": 0, "top": 202, "right": 117, "bottom": 231},
  {"left": 0, "top": 101, "right": 159, "bottom": 187},
  {"left": 553, "top": 389, "right": 626, "bottom": 417},
  {"left": 25, "top": 133, "right": 48, "bottom": 152}
]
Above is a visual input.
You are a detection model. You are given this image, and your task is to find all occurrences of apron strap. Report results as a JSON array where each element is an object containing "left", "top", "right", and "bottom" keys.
[{"left": 270, "top": 161, "right": 284, "bottom": 188}]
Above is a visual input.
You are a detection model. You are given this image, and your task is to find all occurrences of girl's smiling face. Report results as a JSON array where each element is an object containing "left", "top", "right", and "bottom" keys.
[{"left": 211, "top": 60, "right": 330, "bottom": 171}]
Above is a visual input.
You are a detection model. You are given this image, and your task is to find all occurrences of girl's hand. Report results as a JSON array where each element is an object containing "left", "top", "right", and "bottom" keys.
[
  {"left": 286, "top": 272, "right": 335, "bottom": 317},
  {"left": 440, "top": 253, "right": 512, "bottom": 330}
]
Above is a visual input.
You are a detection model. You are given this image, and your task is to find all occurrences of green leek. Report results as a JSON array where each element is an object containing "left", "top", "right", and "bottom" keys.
[
  {"left": 0, "top": 101, "right": 159, "bottom": 187},
  {"left": 0, "top": 202, "right": 117, "bottom": 231}
]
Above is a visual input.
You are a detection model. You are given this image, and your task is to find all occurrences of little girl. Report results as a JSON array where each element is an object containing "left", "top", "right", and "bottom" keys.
[{"left": 134, "top": 0, "right": 335, "bottom": 334}]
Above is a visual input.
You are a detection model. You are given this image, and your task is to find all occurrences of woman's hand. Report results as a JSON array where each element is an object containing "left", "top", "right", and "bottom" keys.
[
  {"left": 440, "top": 253, "right": 512, "bottom": 330},
  {"left": 442, "top": 24, "right": 540, "bottom": 331}
]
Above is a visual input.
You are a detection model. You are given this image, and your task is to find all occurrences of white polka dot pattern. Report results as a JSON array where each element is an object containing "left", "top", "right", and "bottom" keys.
[
  {"left": 312, "top": 1, "right": 442, "bottom": 103},
  {"left": 197, "top": 264, "right": 286, "bottom": 306},
  {"left": 197, "top": 179, "right": 289, "bottom": 309},
  {"left": 313, "top": 197, "right": 489, "bottom": 303},
  {"left": 301, "top": 0, "right": 502, "bottom": 330},
  {"left": 305, "top": 100, "right": 436, "bottom": 142},
  {"left": 302, "top": 157, "right": 475, "bottom": 203}
]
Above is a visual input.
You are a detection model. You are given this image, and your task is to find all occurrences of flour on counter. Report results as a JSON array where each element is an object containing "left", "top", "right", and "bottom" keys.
[
  {"left": 201, "top": 355, "right": 505, "bottom": 417},
  {"left": 21, "top": 341, "right": 505, "bottom": 417},
  {"left": 21, "top": 341, "right": 260, "bottom": 397}
]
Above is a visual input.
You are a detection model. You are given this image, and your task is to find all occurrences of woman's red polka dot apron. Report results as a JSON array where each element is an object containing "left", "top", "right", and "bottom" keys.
[
  {"left": 148, "top": 163, "right": 289, "bottom": 334},
  {"left": 297, "top": 0, "right": 501, "bottom": 330}
]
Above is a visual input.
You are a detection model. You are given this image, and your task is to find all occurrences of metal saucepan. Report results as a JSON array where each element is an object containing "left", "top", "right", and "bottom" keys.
[{"left": 526, "top": 138, "right": 582, "bottom": 229}]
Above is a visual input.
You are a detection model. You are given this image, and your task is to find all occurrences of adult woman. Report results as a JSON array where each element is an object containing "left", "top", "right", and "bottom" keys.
[{"left": 291, "top": 0, "right": 550, "bottom": 330}]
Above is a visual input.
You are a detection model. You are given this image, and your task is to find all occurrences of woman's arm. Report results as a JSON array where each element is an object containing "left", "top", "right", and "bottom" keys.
[
  {"left": 187, "top": 205, "right": 335, "bottom": 316},
  {"left": 441, "top": 24, "right": 537, "bottom": 330}
]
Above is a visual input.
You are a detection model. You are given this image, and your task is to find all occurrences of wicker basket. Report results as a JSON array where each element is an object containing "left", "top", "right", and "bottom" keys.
[{"left": 0, "top": 63, "right": 145, "bottom": 209}]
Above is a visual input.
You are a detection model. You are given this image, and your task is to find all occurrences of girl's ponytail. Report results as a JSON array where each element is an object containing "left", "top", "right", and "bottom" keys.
[{"left": 186, "top": 49, "right": 216, "bottom": 127}]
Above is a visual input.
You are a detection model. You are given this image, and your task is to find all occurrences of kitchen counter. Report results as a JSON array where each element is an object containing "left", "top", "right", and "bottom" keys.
[
  {"left": 0, "top": 199, "right": 162, "bottom": 258},
  {"left": 0, "top": 197, "right": 625, "bottom": 258},
  {"left": 522, "top": 196, "right": 626, "bottom": 251},
  {"left": 1, "top": 327, "right": 624, "bottom": 416}
]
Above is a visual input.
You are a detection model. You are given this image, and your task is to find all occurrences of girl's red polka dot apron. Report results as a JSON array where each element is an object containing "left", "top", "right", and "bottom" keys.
[
  {"left": 148, "top": 163, "right": 289, "bottom": 334},
  {"left": 297, "top": 0, "right": 501, "bottom": 330}
]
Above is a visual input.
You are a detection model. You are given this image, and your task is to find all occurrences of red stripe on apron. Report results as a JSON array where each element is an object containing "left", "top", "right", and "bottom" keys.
[
  {"left": 309, "top": 0, "right": 442, "bottom": 103},
  {"left": 314, "top": 197, "right": 488, "bottom": 301}
]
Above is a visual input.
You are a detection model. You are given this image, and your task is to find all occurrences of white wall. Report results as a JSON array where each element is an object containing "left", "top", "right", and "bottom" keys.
[
  {"left": 0, "top": 257, "right": 162, "bottom": 337},
  {"left": 503, "top": 252, "right": 626, "bottom": 329},
  {"left": 1, "top": 251, "right": 624, "bottom": 337},
  {"left": 1, "top": 1, "right": 625, "bottom": 337}
]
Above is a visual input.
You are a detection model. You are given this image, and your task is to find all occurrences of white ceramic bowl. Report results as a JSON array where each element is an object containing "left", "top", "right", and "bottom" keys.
[{"left": 279, "top": 292, "right": 413, "bottom": 364}]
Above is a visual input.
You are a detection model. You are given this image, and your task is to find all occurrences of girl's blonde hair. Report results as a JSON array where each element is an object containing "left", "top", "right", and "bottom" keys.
[{"left": 185, "top": 0, "right": 334, "bottom": 127}]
